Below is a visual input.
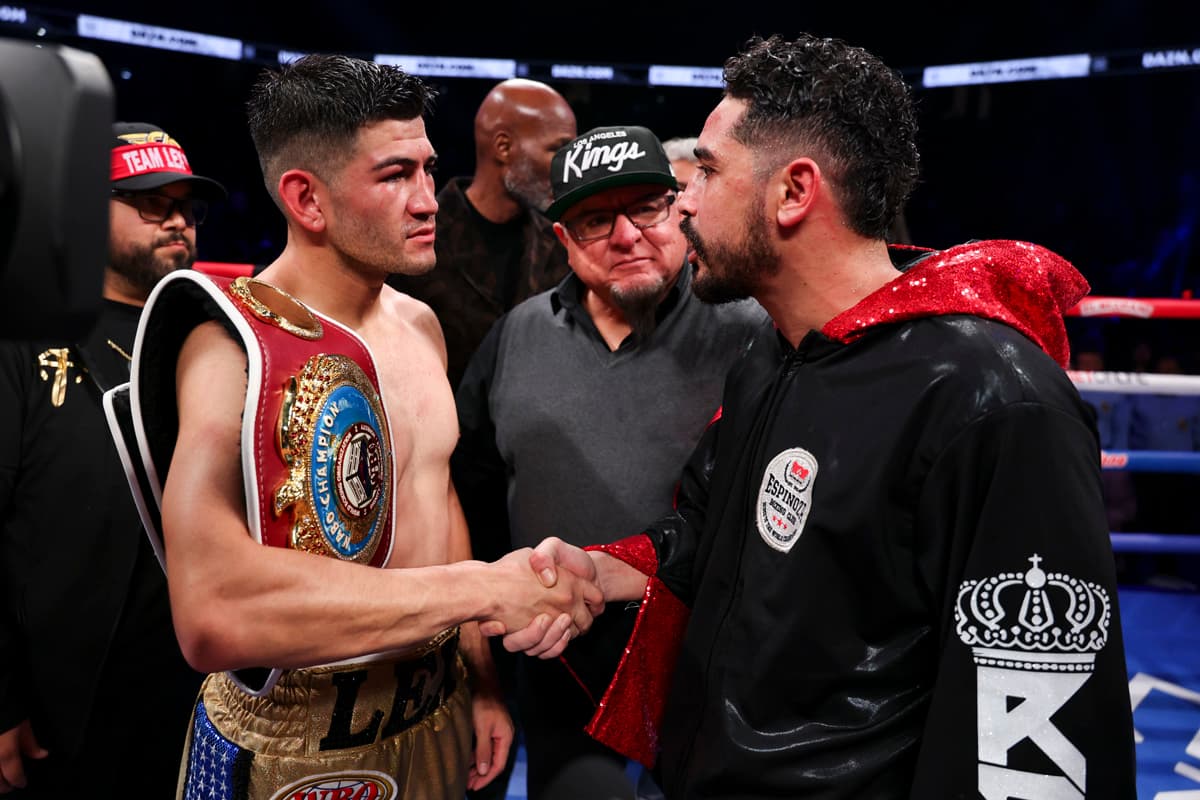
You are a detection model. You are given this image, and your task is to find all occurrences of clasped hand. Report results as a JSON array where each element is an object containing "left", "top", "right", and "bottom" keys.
[{"left": 479, "top": 537, "right": 604, "bottom": 659}]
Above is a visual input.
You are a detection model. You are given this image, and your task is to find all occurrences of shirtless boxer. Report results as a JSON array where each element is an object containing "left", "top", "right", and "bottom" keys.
[{"left": 115, "top": 54, "right": 599, "bottom": 800}]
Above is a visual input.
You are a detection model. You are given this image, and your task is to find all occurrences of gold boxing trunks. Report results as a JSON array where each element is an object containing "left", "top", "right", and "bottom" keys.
[{"left": 178, "top": 629, "right": 472, "bottom": 800}]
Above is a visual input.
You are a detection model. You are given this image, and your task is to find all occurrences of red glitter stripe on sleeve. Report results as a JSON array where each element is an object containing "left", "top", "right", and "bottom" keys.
[
  {"left": 585, "top": 532, "right": 657, "bottom": 576},
  {"left": 573, "top": 532, "right": 687, "bottom": 767}
]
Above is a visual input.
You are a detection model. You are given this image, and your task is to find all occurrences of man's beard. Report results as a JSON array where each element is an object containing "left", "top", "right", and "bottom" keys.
[
  {"left": 110, "top": 234, "right": 196, "bottom": 296},
  {"left": 503, "top": 159, "right": 552, "bottom": 213},
  {"left": 682, "top": 209, "right": 779, "bottom": 305},
  {"left": 610, "top": 277, "right": 668, "bottom": 341}
]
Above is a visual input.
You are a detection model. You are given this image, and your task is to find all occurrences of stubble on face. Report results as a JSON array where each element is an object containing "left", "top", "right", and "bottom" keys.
[
  {"left": 505, "top": 104, "right": 575, "bottom": 214},
  {"left": 682, "top": 196, "right": 779, "bottom": 305},
  {"left": 109, "top": 231, "right": 196, "bottom": 297},
  {"left": 329, "top": 207, "right": 438, "bottom": 278},
  {"left": 503, "top": 155, "right": 553, "bottom": 213}
]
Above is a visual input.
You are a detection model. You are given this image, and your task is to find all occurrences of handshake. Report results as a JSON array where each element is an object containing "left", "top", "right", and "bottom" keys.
[{"left": 477, "top": 537, "right": 646, "bottom": 659}]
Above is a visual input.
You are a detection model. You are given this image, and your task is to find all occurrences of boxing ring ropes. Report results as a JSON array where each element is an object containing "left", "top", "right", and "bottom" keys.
[
  {"left": 1065, "top": 296, "right": 1200, "bottom": 554},
  {"left": 1067, "top": 295, "right": 1200, "bottom": 799}
]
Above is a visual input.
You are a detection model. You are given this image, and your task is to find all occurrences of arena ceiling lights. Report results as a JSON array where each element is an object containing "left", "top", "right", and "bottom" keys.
[{"left": 3, "top": 4, "right": 1200, "bottom": 89}]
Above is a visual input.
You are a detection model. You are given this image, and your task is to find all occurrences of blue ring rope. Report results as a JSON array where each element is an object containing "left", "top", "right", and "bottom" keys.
[{"left": 1101, "top": 450, "right": 1200, "bottom": 474}]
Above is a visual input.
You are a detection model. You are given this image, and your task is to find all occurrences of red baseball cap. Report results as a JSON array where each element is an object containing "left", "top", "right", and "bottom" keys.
[{"left": 111, "top": 121, "right": 226, "bottom": 199}]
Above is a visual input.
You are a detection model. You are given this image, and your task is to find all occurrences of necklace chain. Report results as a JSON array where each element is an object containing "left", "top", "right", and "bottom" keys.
[{"left": 106, "top": 339, "right": 132, "bottom": 362}]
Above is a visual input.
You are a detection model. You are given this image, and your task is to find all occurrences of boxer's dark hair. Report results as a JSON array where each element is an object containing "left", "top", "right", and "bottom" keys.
[
  {"left": 247, "top": 53, "right": 435, "bottom": 207},
  {"left": 723, "top": 34, "right": 919, "bottom": 240}
]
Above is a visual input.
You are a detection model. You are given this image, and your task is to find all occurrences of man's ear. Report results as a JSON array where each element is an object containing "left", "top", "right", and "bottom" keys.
[
  {"left": 278, "top": 169, "right": 325, "bottom": 233},
  {"left": 775, "top": 157, "right": 820, "bottom": 230},
  {"left": 494, "top": 131, "right": 513, "bottom": 166},
  {"left": 551, "top": 220, "right": 570, "bottom": 249}
]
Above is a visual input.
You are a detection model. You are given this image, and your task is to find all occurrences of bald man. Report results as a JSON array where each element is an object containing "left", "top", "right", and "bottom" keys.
[{"left": 388, "top": 79, "right": 577, "bottom": 390}]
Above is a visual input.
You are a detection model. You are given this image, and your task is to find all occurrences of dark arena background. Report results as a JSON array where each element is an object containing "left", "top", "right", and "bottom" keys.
[{"left": 3, "top": 1, "right": 1200, "bottom": 796}]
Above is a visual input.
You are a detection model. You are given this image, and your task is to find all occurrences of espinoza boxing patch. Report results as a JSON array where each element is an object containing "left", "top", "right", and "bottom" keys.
[{"left": 756, "top": 448, "right": 818, "bottom": 553}]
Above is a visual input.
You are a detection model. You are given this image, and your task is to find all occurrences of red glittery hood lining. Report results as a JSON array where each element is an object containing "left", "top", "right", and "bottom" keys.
[{"left": 821, "top": 240, "right": 1089, "bottom": 367}]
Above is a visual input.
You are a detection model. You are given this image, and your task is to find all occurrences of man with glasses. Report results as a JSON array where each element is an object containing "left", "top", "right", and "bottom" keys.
[
  {"left": 0, "top": 122, "right": 223, "bottom": 796},
  {"left": 106, "top": 122, "right": 225, "bottom": 291},
  {"left": 454, "top": 125, "right": 767, "bottom": 799},
  {"left": 111, "top": 188, "right": 210, "bottom": 227}
]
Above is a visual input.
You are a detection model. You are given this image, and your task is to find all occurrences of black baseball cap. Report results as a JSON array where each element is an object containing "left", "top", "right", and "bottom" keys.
[
  {"left": 546, "top": 125, "right": 677, "bottom": 221},
  {"left": 110, "top": 122, "right": 226, "bottom": 199}
]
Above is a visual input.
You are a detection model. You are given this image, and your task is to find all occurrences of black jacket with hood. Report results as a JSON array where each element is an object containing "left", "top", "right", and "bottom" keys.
[{"left": 619, "top": 241, "right": 1135, "bottom": 799}]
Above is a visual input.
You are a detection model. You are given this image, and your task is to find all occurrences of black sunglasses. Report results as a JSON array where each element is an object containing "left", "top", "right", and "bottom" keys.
[{"left": 111, "top": 190, "right": 209, "bottom": 227}]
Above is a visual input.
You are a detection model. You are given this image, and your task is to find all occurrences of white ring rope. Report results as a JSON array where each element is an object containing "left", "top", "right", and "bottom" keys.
[{"left": 1069, "top": 371, "right": 1200, "bottom": 396}]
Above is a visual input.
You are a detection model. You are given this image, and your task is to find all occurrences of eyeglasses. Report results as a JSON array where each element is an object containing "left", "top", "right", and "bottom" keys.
[
  {"left": 563, "top": 193, "right": 676, "bottom": 243},
  {"left": 111, "top": 190, "right": 209, "bottom": 227}
]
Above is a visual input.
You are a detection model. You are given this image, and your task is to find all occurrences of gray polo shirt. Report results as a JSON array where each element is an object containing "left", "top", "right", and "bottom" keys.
[{"left": 453, "top": 265, "right": 770, "bottom": 554}]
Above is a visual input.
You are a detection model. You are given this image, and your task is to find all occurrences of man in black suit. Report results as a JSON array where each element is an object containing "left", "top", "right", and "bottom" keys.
[{"left": 0, "top": 122, "right": 224, "bottom": 796}]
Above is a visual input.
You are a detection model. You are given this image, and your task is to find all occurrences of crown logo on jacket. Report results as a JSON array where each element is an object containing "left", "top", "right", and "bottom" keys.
[{"left": 955, "top": 554, "right": 1111, "bottom": 672}]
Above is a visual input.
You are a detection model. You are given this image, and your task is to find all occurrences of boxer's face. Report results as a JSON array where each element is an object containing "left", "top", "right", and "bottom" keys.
[{"left": 322, "top": 117, "right": 439, "bottom": 278}]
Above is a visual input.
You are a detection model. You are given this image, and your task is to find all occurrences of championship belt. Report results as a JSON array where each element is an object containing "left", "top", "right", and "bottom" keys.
[
  {"left": 222, "top": 275, "right": 395, "bottom": 565},
  {"left": 104, "top": 271, "right": 396, "bottom": 693}
]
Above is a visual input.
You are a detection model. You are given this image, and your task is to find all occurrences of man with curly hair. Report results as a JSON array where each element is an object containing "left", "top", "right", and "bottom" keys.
[{"left": 507, "top": 34, "right": 1136, "bottom": 798}]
